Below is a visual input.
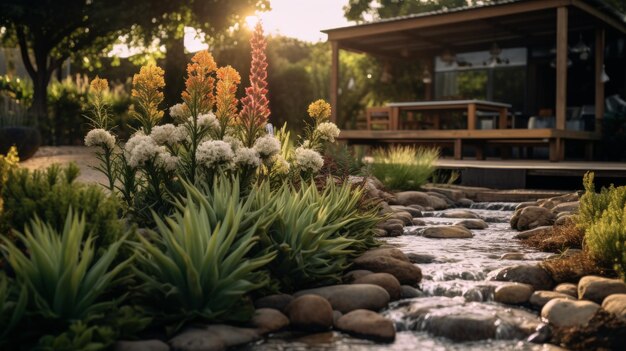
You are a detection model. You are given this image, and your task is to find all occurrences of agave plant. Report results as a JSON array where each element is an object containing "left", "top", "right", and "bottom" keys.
[
  {"left": 0, "top": 272, "right": 27, "bottom": 343},
  {"left": 133, "top": 182, "right": 276, "bottom": 323},
  {"left": 0, "top": 210, "right": 131, "bottom": 321}
]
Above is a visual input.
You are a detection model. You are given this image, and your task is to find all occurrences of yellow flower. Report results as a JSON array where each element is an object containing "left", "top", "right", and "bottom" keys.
[
  {"left": 132, "top": 64, "right": 165, "bottom": 99},
  {"left": 131, "top": 64, "right": 165, "bottom": 130},
  {"left": 89, "top": 76, "right": 109, "bottom": 95},
  {"left": 182, "top": 51, "right": 217, "bottom": 115},
  {"left": 307, "top": 100, "right": 331, "bottom": 121},
  {"left": 215, "top": 65, "right": 241, "bottom": 121}
]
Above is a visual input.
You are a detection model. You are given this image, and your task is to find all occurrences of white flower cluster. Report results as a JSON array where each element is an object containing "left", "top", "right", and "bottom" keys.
[
  {"left": 223, "top": 134, "right": 244, "bottom": 151},
  {"left": 254, "top": 135, "right": 281, "bottom": 159},
  {"left": 196, "top": 140, "right": 234, "bottom": 169},
  {"left": 234, "top": 147, "right": 261, "bottom": 168},
  {"left": 156, "top": 150, "right": 179, "bottom": 172},
  {"left": 316, "top": 122, "right": 340, "bottom": 142},
  {"left": 169, "top": 103, "right": 187, "bottom": 120},
  {"left": 294, "top": 147, "right": 324, "bottom": 173},
  {"left": 197, "top": 112, "right": 220, "bottom": 130},
  {"left": 125, "top": 132, "right": 161, "bottom": 168},
  {"left": 84, "top": 128, "right": 116, "bottom": 149},
  {"left": 150, "top": 124, "right": 186, "bottom": 145}
]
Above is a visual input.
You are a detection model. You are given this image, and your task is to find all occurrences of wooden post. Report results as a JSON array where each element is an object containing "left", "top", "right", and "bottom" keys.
[
  {"left": 595, "top": 28, "right": 605, "bottom": 134},
  {"left": 330, "top": 41, "right": 339, "bottom": 124},
  {"left": 468, "top": 103, "right": 477, "bottom": 130},
  {"left": 555, "top": 6, "right": 568, "bottom": 131},
  {"left": 498, "top": 107, "right": 508, "bottom": 129}
]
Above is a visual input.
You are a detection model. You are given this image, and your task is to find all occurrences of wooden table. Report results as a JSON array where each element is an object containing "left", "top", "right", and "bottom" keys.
[{"left": 386, "top": 100, "right": 512, "bottom": 130}]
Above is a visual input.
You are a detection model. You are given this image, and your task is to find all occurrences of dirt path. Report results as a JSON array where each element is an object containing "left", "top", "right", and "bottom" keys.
[{"left": 19, "top": 146, "right": 108, "bottom": 185}]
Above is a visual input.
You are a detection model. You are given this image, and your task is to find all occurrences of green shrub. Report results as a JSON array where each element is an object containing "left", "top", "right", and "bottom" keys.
[
  {"left": 0, "top": 164, "right": 123, "bottom": 249},
  {"left": 370, "top": 145, "right": 438, "bottom": 190},
  {"left": 0, "top": 272, "right": 27, "bottom": 344},
  {"left": 133, "top": 184, "right": 275, "bottom": 324},
  {"left": 0, "top": 211, "right": 131, "bottom": 321},
  {"left": 579, "top": 172, "right": 626, "bottom": 278},
  {"left": 258, "top": 179, "right": 380, "bottom": 290}
]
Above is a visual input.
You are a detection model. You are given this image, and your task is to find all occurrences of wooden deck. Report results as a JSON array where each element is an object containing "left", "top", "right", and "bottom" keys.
[{"left": 338, "top": 128, "right": 601, "bottom": 162}]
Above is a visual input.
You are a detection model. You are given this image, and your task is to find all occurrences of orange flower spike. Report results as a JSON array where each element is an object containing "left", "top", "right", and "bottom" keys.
[
  {"left": 131, "top": 64, "right": 165, "bottom": 130},
  {"left": 182, "top": 50, "right": 218, "bottom": 114},
  {"left": 215, "top": 66, "right": 241, "bottom": 122},
  {"left": 89, "top": 76, "right": 109, "bottom": 95}
]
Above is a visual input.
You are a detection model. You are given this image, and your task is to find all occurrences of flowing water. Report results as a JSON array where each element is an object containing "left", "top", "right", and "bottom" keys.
[{"left": 247, "top": 203, "right": 558, "bottom": 351}]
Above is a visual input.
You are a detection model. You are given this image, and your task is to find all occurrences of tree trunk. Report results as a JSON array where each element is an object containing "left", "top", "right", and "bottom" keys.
[{"left": 164, "top": 34, "right": 187, "bottom": 119}]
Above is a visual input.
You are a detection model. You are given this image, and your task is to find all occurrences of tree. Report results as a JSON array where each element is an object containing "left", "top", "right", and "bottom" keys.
[{"left": 0, "top": 0, "right": 175, "bottom": 121}]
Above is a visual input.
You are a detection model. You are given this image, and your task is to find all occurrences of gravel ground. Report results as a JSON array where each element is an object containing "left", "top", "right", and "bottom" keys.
[{"left": 20, "top": 146, "right": 108, "bottom": 185}]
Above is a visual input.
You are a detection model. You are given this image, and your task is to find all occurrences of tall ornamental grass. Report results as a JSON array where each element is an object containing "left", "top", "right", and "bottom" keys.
[
  {"left": 578, "top": 172, "right": 626, "bottom": 278},
  {"left": 370, "top": 145, "right": 438, "bottom": 190}
]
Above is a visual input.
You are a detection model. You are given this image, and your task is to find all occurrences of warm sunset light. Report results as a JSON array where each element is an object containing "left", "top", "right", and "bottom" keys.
[{"left": 245, "top": 15, "right": 260, "bottom": 30}]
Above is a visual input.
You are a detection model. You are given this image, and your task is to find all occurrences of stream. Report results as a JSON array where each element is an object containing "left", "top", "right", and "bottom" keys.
[{"left": 246, "top": 203, "right": 558, "bottom": 351}]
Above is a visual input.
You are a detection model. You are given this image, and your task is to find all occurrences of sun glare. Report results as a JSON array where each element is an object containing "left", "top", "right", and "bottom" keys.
[{"left": 245, "top": 15, "right": 259, "bottom": 30}]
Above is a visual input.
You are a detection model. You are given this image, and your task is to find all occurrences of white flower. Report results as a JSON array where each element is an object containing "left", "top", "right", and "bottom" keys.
[
  {"left": 316, "top": 122, "right": 340, "bottom": 142},
  {"left": 196, "top": 112, "right": 219, "bottom": 130},
  {"left": 124, "top": 131, "right": 149, "bottom": 155},
  {"left": 196, "top": 140, "right": 234, "bottom": 169},
  {"left": 254, "top": 135, "right": 281, "bottom": 158},
  {"left": 223, "top": 134, "right": 244, "bottom": 151},
  {"left": 156, "top": 149, "right": 179, "bottom": 172},
  {"left": 84, "top": 129, "right": 116, "bottom": 149},
  {"left": 150, "top": 124, "right": 186, "bottom": 145},
  {"left": 128, "top": 136, "right": 160, "bottom": 168},
  {"left": 234, "top": 147, "right": 261, "bottom": 168},
  {"left": 294, "top": 147, "right": 324, "bottom": 173},
  {"left": 272, "top": 154, "right": 290, "bottom": 175},
  {"left": 170, "top": 103, "right": 187, "bottom": 120}
]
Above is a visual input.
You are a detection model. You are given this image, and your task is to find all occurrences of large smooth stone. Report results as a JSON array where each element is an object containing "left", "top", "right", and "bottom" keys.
[
  {"left": 541, "top": 299, "right": 600, "bottom": 328},
  {"left": 438, "top": 210, "right": 481, "bottom": 219},
  {"left": 390, "top": 205, "right": 422, "bottom": 217},
  {"left": 602, "top": 294, "right": 626, "bottom": 322},
  {"left": 514, "top": 226, "right": 553, "bottom": 240},
  {"left": 354, "top": 251, "right": 422, "bottom": 285},
  {"left": 552, "top": 201, "right": 579, "bottom": 214},
  {"left": 343, "top": 270, "right": 373, "bottom": 283},
  {"left": 578, "top": 276, "right": 626, "bottom": 303},
  {"left": 170, "top": 325, "right": 261, "bottom": 351},
  {"left": 115, "top": 340, "right": 169, "bottom": 351},
  {"left": 285, "top": 295, "right": 333, "bottom": 331},
  {"left": 390, "top": 211, "right": 413, "bottom": 226},
  {"left": 494, "top": 283, "right": 534, "bottom": 305},
  {"left": 420, "top": 225, "right": 473, "bottom": 239},
  {"left": 400, "top": 285, "right": 425, "bottom": 299},
  {"left": 357, "top": 247, "right": 411, "bottom": 263},
  {"left": 455, "top": 219, "right": 488, "bottom": 230},
  {"left": 250, "top": 308, "right": 290, "bottom": 333},
  {"left": 489, "top": 265, "right": 554, "bottom": 290},
  {"left": 554, "top": 283, "right": 577, "bottom": 297},
  {"left": 294, "top": 284, "right": 390, "bottom": 314},
  {"left": 427, "top": 312, "right": 497, "bottom": 341},
  {"left": 529, "top": 291, "right": 576, "bottom": 309},
  {"left": 335, "top": 309, "right": 396, "bottom": 342},
  {"left": 390, "top": 191, "right": 433, "bottom": 207},
  {"left": 500, "top": 253, "right": 525, "bottom": 260},
  {"left": 376, "top": 221, "right": 404, "bottom": 237},
  {"left": 406, "top": 253, "right": 436, "bottom": 264},
  {"left": 510, "top": 206, "right": 555, "bottom": 230},
  {"left": 254, "top": 294, "right": 293, "bottom": 313},
  {"left": 353, "top": 273, "right": 401, "bottom": 301}
]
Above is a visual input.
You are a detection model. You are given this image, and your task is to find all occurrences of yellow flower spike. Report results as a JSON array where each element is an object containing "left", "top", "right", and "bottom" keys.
[
  {"left": 307, "top": 100, "right": 332, "bottom": 122},
  {"left": 131, "top": 64, "right": 165, "bottom": 132},
  {"left": 89, "top": 76, "right": 109, "bottom": 95},
  {"left": 182, "top": 50, "right": 218, "bottom": 116},
  {"left": 215, "top": 65, "right": 241, "bottom": 125}
]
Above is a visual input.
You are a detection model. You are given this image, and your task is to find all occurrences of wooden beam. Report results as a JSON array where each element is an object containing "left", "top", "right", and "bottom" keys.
[
  {"left": 555, "top": 6, "right": 568, "bottom": 131},
  {"left": 595, "top": 27, "right": 605, "bottom": 134},
  {"left": 572, "top": 0, "right": 626, "bottom": 35},
  {"left": 330, "top": 41, "right": 339, "bottom": 124},
  {"left": 324, "top": 0, "right": 572, "bottom": 41}
]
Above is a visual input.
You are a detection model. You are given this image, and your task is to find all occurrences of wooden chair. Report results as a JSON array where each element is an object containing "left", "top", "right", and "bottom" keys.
[{"left": 366, "top": 107, "right": 391, "bottom": 130}]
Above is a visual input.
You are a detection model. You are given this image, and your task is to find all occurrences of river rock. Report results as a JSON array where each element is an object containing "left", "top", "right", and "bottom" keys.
[
  {"left": 400, "top": 285, "right": 425, "bottom": 298},
  {"left": 420, "top": 225, "right": 473, "bottom": 239},
  {"left": 514, "top": 226, "right": 553, "bottom": 239},
  {"left": 456, "top": 198, "right": 474, "bottom": 207},
  {"left": 390, "top": 211, "right": 413, "bottom": 226},
  {"left": 602, "top": 294, "right": 626, "bottom": 321},
  {"left": 294, "top": 284, "right": 390, "bottom": 313},
  {"left": 286, "top": 295, "right": 333, "bottom": 331},
  {"left": 335, "top": 310, "right": 396, "bottom": 342},
  {"left": 516, "top": 201, "right": 537, "bottom": 211},
  {"left": 115, "top": 340, "right": 169, "bottom": 351},
  {"left": 554, "top": 283, "right": 577, "bottom": 297},
  {"left": 390, "top": 205, "right": 422, "bottom": 217},
  {"left": 494, "top": 283, "right": 534, "bottom": 305},
  {"left": 411, "top": 218, "right": 426, "bottom": 226},
  {"left": 170, "top": 325, "right": 261, "bottom": 351},
  {"left": 428, "top": 196, "right": 449, "bottom": 210},
  {"left": 250, "top": 308, "right": 290, "bottom": 333},
  {"left": 455, "top": 219, "right": 488, "bottom": 229},
  {"left": 353, "top": 273, "right": 401, "bottom": 301},
  {"left": 541, "top": 299, "right": 600, "bottom": 328},
  {"left": 500, "top": 253, "right": 525, "bottom": 260},
  {"left": 390, "top": 191, "right": 433, "bottom": 207},
  {"left": 578, "top": 276, "right": 626, "bottom": 303},
  {"left": 438, "top": 210, "right": 481, "bottom": 219},
  {"left": 552, "top": 201, "right": 579, "bottom": 214},
  {"left": 376, "top": 220, "right": 404, "bottom": 237},
  {"left": 489, "top": 264, "right": 554, "bottom": 290},
  {"left": 406, "top": 252, "right": 435, "bottom": 264},
  {"left": 343, "top": 270, "right": 373, "bottom": 283},
  {"left": 358, "top": 247, "right": 411, "bottom": 262},
  {"left": 373, "top": 228, "right": 388, "bottom": 237},
  {"left": 529, "top": 291, "right": 576, "bottom": 308},
  {"left": 554, "top": 214, "right": 575, "bottom": 226},
  {"left": 332, "top": 310, "right": 343, "bottom": 325},
  {"left": 510, "top": 206, "right": 555, "bottom": 230},
  {"left": 353, "top": 253, "right": 421, "bottom": 285},
  {"left": 254, "top": 294, "right": 293, "bottom": 313},
  {"left": 427, "top": 312, "right": 497, "bottom": 341}
]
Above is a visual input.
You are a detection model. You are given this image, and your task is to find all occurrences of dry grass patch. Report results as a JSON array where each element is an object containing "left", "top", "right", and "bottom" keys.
[
  {"left": 521, "top": 222, "right": 584, "bottom": 253},
  {"left": 542, "top": 252, "right": 613, "bottom": 284}
]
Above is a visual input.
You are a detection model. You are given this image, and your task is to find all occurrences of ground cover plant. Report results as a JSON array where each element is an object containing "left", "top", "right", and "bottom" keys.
[
  {"left": 0, "top": 22, "right": 382, "bottom": 348},
  {"left": 370, "top": 145, "right": 438, "bottom": 191}
]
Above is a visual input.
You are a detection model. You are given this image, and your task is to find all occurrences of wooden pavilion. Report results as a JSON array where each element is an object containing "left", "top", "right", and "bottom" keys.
[{"left": 323, "top": 0, "right": 626, "bottom": 161}]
